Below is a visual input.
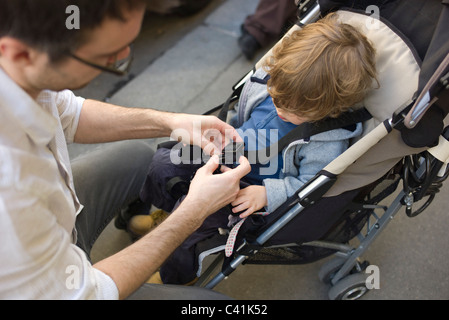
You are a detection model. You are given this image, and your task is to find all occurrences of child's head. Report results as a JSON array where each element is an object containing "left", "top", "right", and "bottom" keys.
[{"left": 264, "top": 13, "right": 378, "bottom": 123}]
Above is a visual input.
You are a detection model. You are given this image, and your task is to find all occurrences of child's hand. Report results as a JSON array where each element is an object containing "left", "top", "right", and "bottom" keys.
[{"left": 231, "top": 185, "right": 267, "bottom": 218}]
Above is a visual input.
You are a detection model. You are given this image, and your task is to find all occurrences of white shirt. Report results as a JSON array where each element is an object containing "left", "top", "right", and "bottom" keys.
[{"left": 0, "top": 68, "right": 119, "bottom": 299}]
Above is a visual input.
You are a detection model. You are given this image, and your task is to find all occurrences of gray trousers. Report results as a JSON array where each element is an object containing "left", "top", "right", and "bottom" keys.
[{"left": 70, "top": 140, "right": 230, "bottom": 300}]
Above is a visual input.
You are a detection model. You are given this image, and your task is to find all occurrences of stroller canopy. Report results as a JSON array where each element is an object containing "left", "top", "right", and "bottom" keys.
[
  {"left": 319, "top": 0, "right": 449, "bottom": 145},
  {"left": 310, "top": 0, "right": 449, "bottom": 196}
]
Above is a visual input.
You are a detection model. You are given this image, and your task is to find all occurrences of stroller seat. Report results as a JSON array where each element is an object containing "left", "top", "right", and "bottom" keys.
[{"left": 189, "top": 0, "right": 449, "bottom": 300}]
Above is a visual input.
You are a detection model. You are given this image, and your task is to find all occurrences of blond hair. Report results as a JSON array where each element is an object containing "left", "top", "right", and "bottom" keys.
[{"left": 264, "top": 13, "right": 378, "bottom": 122}]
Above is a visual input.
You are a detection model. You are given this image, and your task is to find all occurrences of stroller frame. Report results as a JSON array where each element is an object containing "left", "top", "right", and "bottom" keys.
[
  {"left": 197, "top": 136, "right": 449, "bottom": 300},
  {"left": 193, "top": 0, "right": 449, "bottom": 300}
]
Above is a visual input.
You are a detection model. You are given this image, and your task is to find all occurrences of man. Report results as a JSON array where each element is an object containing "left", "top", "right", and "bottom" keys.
[{"left": 0, "top": 0, "right": 250, "bottom": 299}]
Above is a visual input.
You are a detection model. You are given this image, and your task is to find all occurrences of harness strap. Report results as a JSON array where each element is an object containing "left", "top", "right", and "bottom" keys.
[
  {"left": 225, "top": 212, "right": 270, "bottom": 257},
  {"left": 245, "top": 107, "right": 373, "bottom": 165}
]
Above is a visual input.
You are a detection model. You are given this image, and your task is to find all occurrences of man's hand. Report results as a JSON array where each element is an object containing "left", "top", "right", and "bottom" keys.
[
  {"left": 183, "top": 155, "right": 251, "bottom": 217},
  {"left": 169, "top": 114, "right": 243, "bottom": 155}
]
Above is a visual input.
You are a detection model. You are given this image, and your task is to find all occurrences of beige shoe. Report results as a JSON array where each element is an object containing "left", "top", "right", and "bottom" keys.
[
  {"left": 128, "top": 209, "right": 169, "bottom": 238},
  {"left": 147, "top": 271, "right": 163, "bottom": 284}
]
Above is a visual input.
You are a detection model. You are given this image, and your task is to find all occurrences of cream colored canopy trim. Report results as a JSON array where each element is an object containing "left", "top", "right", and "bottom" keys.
[
  {"left": 428, "top": 136, "right": 449, "bottom": 164},
  {"left": 323, "top": 121, "right": 391, "bottom": 176}
]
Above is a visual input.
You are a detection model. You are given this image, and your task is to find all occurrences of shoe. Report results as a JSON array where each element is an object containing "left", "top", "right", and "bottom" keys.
[
  {"left": 238, "top": 26, "right": 261, "bottom": 60},
  {"left": 147, "top": 271, "right": 163, "bottom": 284},
  {"left": 114, "top": 199, "right": 150, "bottom": 230},
  {"left": 128, "top": 209, "right": 169, "bottom": 238}
]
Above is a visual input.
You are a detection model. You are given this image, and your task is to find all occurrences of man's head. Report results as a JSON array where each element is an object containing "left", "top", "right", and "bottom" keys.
[
  {"left": 264, "top": 13, "right": 378, "bottom": 124},
  {"left": 0, "top": 0, "right": 146, "bottom": 97}
]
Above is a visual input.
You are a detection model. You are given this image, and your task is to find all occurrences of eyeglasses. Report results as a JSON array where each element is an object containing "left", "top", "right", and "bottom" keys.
[{"left": 68, "top": 44, "right": 134, "bottom": 76}]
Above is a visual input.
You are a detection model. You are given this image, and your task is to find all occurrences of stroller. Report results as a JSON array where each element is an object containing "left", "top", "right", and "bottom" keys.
[{"left": 161, "top": 0, "right": 449, "bottom": 300}]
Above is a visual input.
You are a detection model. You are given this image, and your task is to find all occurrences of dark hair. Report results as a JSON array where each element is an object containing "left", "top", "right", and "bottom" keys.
[{"left": 0, "top": 0, "right": 145, "bottom": 62}]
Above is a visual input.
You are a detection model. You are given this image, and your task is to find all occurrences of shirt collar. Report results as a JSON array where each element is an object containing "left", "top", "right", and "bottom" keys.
[{"left": 0, "top": 67, "right": 58, "bottom": 146}]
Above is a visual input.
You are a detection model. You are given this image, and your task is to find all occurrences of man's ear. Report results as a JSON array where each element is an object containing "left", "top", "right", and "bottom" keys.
[{"left": 0, "top": 37, "right": 36, "bottom": 66}]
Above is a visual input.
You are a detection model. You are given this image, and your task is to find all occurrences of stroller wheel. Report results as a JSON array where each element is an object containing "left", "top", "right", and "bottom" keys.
[
  {"left": 318, "top": 257, "right": 346, "bottom": 284},
  {"left": 328, "top": 273, "right": 369, "bottom": 300}
]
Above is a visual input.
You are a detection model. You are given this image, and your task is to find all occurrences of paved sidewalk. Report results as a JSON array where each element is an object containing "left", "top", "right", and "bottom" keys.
[{"left": 76, "top": 0, "right": 449, "bottom": 300}]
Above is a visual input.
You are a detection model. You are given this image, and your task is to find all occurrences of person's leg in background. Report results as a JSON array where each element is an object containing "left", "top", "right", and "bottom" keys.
[{"left": 239, "top": 0, "right": 298, "bottom": 59}]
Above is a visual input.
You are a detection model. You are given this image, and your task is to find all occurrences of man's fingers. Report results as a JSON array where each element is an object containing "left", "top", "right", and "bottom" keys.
[
  {"left": 227, "top": 156, "right": 251, "bottom": 179},
  {"left": 224, "top": 125, "right": 244, "bottom": 144},
  {"left": 220, "top": 165, "right": 232, "bottom": 173},
  {"left": 202, "top": 127, "right": 243, "bottom": 154},
  {"left": 201, "top": 155, "right": 220, "bottom": 174},
  {"left": 202, "top": 137, "right": 221, "bottom": 156}
]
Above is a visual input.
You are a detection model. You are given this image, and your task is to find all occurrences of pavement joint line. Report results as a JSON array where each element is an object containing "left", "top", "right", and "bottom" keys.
[{"left": 203, "top": 22, "right": 241, "bottom": 38}]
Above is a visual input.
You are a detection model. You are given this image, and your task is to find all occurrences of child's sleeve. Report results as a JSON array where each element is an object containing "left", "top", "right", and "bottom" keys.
[{"left": 263, "top": 140, "right": 349, "bottom": 213}]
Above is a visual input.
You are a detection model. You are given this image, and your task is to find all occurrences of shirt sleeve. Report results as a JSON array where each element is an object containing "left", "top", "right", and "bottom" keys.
[{"left": 54, "top": 90, "right": 85, "bottom": 144}]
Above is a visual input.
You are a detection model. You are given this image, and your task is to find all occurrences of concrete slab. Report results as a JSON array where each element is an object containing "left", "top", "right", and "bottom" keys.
[
  {"left": 183, "top": 55, "right": 254, "bottom": 115},
  {"left": 109, "top": 24, "right": 243, "bottom": 112},
  {"left": 205, "top": 0, "right": 259, "bottom": 36},
  {"left": 73, "top": 0, "right": 227, "bottom": 102}
]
